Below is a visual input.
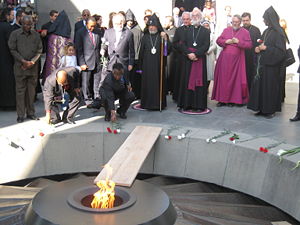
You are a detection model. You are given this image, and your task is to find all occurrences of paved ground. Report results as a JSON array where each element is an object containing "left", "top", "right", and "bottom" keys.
[{"left": 1, "top": 82, "right": 300, "bottom": 145}]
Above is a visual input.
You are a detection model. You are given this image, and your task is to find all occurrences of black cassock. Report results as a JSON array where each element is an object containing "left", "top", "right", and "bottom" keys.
[
  {"left": 244, "top": 25, "right": 261, "bottom": 92},
  {"left": 172, "top": 25, "right": 190, "bottom": 102},
  {"left": 164, "top": 26, "right": 176, "bottom": 93},
  {"left": 138, "top": 33, "right": 171, "bottom": 110},
  {"left": 0, "top": 21, "right": 15, "bottom": 109},
  {"left": 247, "top": 27, "right": 286, "bottom": 114},
  {"left": 177, "top": 25, "right": 210, "bottom": 110}
]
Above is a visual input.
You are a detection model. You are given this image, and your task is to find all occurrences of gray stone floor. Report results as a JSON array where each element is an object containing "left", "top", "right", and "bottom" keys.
[{"left": 1, "top": 82, "right": 300, "bottom": 145}]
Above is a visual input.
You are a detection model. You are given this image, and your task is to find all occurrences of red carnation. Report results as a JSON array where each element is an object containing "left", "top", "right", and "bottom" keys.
[
  {"left": 113, "top": 130, "right": 118, "bottom": 134},
  {"left": 39, "top": 132, "right": 44, "bottom": 137},
  {"left": 263, "top": 148, "right": 269, "bottom": 153},
  {"left": 229, "top": 137, "right": 235, "bottom": 141},
  {"left": 259, "top": 147, "right": 265, "bottom": 152},
  {"left": 107, "top": 127, "right": 112, "bottom": 133},
  {"left": 257, "top": 39, "right": 263, "bottom": 43}
]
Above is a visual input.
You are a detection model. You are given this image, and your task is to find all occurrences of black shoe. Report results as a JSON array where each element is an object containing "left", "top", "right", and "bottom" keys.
[
  {"left": 17, "top": 116, "right": 24, "bottom": 123},
  {"left": 87, "top": 100, "right": 102, "bottom": 109},
  {"left": 216, "top": 102, "right": 226, "bottom": 107},
  {"left": 264, "top": 113, "right": 275, "bottom": 119},
  {"left": 104, "top": 114, "right": 111, "bottom": 121},
  {"left": 116, "top": 108, "right": 127, "bottom": 119},
  {"left": 254, "top": 111, "right": 263, "bottom": 116},
  {"left": 290, "top": 114, "right": 300, "bottom": 122},
  {"left": 63, "top": 118, "right": 76, "bottom": 124},
  {"left": 227, "top": 103, "right": 234, "bottom": 107},
  {"left": 50, "top": 119, "right": 62, "bottom": 125},
  {"left": 27, "top": 115, "right": 40, "bottom": 120}
]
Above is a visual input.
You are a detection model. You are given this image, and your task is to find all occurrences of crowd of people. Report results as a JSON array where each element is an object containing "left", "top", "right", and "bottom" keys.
[{"left": 0, "top": 0, "right": 299, "bottom": 125}]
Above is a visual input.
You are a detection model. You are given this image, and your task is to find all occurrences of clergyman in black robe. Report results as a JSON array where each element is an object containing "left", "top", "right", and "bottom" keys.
[
  {"left": 247, "top": 6, "right": 286, "bottom": 119},
  {"left": 242, "top": 12, "right": 261, "bottom": 92},
  {"left": 177, "top": 9, "right": 210, "bottom": 111},
  {"left": 164, "top": 16, "right": 176, "bottom": 94},
  {"left": 125, "top": 9, "right": 143, "bottom": 99},
  {"left": 0, "top": 8, "right": 15, "bottom": 110},
  {"left": 172, "top": 12, "right": 191, "bottom": 102},
  {"left": 138, "top": 14, "right": 171, "bottom": 110}
]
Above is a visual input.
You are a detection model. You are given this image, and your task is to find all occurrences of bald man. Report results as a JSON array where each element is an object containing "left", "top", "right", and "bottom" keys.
[{"left": 43, "top": 67, "right": 81, "bottom": 124}]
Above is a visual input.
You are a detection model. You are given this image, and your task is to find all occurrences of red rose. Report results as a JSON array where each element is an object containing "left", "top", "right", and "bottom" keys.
[
  {"left": 263, "top": 148, "right": 268, "bottom": 153},
  {"left": 107, "top": 127, "right": 112, "bottom": 133},
  {"left": 229, "top": 137, "right": 235, "bottom": 141},
  {"left": 259, "top": 147, "right": 264, "bottom": 152},
  {"left": 257, "top": 39, "right": 263, "bottom": 43},
  {"left": 39, "top": 132, "right": 44, "bottom": 137},
  {"left": 113, "top": 130, "right": 117, "bottom": 134}
]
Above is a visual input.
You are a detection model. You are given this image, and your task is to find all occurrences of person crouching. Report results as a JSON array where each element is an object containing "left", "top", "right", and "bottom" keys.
[
  {"left": 43, "top": 67, "right": 81, "bottom": 124},
  {"left": 100, "top": 63, "right": 135, "bottom": 121}
]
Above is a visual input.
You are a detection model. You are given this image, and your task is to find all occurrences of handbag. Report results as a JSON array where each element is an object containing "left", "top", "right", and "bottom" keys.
[
  {"left": 285, "top": 48, "right": 295, "bottom": 67},
  {"left": 285, "top": 37, "right": 295, "bottom": 67}
]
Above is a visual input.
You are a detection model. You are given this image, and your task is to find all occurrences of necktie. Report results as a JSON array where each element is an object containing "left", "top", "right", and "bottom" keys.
[{"left": 89, "top": 31, "right": 95, "bottom": 46}]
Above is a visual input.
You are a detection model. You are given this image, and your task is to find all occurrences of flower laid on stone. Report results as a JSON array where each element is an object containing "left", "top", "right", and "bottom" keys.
[
  {"left": 39, "top": 132, "right": 45, "bottom": 137},
  {"left": 206, "top": 129, "right": 231, "bottom": 143},
  {"left": 229, "top": 133, "right": 239, "bottom": 144},
  {"left": 259, "top": 147, "right": 268, "bottom": 153},
  {"left": 291, "top": 161, "right": 300, "bottom": 171},
  {"left": 278, "top": 146, "right": 300, "bottom": 165},
  {"left": 259, "top": 141, "right": 284, "bottom": 154},
  {"left": 177, "top": 130, "right": 190, "bottom": 140},
  {"left": 107, "top": 122, "right": 122, "bottom": 134},
  {"left": 165, "top": 126, "right": 180, "bottom": 141}
]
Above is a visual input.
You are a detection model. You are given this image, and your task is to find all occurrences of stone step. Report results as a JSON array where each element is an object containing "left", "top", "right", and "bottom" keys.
[
  {"left": 0, "top": 185, "right": 40, "bottom": 200},
  {"left": 25, "top": 178, "right": 58, "bottom": 188},
  {"left": 162, "top": 182, "right": 229, "bottom": 194},
  {"left": 0, "top": 199, "right": 30, "bottom": 211},
  {"left": 169, "top": 192, "right": 266, "bottom": 205},
  {"left": 182, "top": 211, "right": 271, "bottom": 225},
  {"left": 175, "top": 216, "right": 199, "bottom": 225},
  {"left": 0, "top": 205, "right": 27, "bottom": 225},
  {"left": 143, "top": 176, "right": 194, "bottom": 187},
  {"left": 177, "top": 203, "right": 297, "bottom": 224}
]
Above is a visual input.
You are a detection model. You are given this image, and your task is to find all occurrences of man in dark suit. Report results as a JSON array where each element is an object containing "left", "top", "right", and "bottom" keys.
[
  {"left": 100, "top": 63, "right": 135, "bottom": 121},
  {"left": 75, "top": 17, "right": 101, "bottom": 103},
  {"left": 40, "top": 10, "right": 58, "bottom": 53},
  {"left": 43, "top": 67, "right": 81, "bottom": 125},
  {"left": 88, "top": 13, "right": 134, "bottom": 109},
  {"left": 74, "top": 9, "right": 90, "bottom": 41},
  {"left": 290, "top": 45, "right": 300, "bottom": 122},
  {"left": 101, "top": 13, "right": 135, "bottom": 85}
]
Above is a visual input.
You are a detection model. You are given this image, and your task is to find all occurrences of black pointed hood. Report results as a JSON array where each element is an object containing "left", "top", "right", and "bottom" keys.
[
  {"left": 147, "top": 13, "right": 163, "bottom": 32},
  {"left": 263, "top": 6, "right": 287, "bottom": 41},
  {"left": 48, "top": 10, "right": 71, "bottom": 38},
  {"left": 125, "top": 9, "right": 137, "bottom": 22}
]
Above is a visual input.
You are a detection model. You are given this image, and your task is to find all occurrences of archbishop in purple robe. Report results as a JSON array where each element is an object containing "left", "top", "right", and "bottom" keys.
[{"left": 212, "top": 15, "right": 252, "bottom": 106}]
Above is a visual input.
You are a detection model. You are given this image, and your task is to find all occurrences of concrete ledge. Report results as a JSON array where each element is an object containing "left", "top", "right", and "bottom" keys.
[{"left": 0, "top": 123, "right": 300, "bottom": 222}]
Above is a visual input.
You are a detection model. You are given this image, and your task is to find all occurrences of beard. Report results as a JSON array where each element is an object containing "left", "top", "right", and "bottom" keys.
[
  {"left": 149, "top": 30, "right": 158, "bottom": 35},
  {"left": 232, "top": 26, "right": 240, "bottom": 31},
  {"left": 192, "top": 19, "right": 201, "bottom": 27}
]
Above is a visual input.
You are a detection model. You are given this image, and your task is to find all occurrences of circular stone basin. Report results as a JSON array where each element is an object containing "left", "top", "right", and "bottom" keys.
[{"left": 67, "top": 185, "right": 136, "bottom": 213}]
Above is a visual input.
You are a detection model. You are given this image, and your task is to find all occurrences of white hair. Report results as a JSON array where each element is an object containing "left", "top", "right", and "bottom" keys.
[{"left": 112, "top": 13, "right": 125, "bottom": 25}]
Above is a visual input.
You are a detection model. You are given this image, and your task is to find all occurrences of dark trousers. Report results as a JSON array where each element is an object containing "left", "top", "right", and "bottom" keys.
[
  {"left": 50, "top": 91, "right": 81, "bottom": 120},
  {"left": 103, "top": 90, "right": 135, "bottom": 115},
  {"left": 81, "top": 68, "right": 101, "bottom": 100},
  {"left": 129, "top": 61, "right": 141, "bottom": 99},
  {"left": 297, "top": 74, "right": 300, "bottom": 113},
  {"left": 15, "top": 74, "right": 37, "bottom": 117}
]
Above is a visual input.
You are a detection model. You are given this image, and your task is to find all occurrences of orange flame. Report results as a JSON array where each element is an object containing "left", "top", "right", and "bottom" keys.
[{"left": 91, "top": 164, "right": 115, "bottom": 209}]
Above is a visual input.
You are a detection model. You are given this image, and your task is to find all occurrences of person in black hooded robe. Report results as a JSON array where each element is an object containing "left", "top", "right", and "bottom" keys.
[
  {"left": 41, "top": 10, "right": 72, "bottom": 84},
  {"left": 125, "top": 9, "right": 143, "bottom": 99},
  {"left": 0, "top": 8, "right": 15, "bottom": 110},
  {"left": 247, "top": 6, "right": 286, "bottom": 119},
  {"left": 138, "top": 14, "right": 171, "bottom": 110}
]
